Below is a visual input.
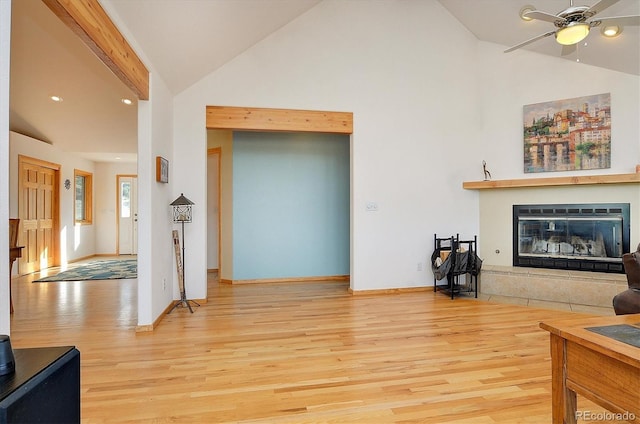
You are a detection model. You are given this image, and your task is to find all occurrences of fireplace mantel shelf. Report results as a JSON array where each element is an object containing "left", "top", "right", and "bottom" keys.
[{"left": 462, "top": 172, "right": 640, "bottom": 190}]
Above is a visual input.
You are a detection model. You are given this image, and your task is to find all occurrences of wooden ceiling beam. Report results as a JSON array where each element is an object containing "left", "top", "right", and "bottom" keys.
[
  {"left": 42, "top": 0, "right": 149, "bottom": 100},
  {"left": 206, "top": 106, "right": 353, "bottom": 134}
]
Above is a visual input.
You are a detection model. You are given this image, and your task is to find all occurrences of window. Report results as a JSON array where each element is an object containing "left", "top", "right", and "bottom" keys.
[
  {"left": 120, "top": 181, "right": 131, "bottom": 218},
  {"left": 74, "top": 169, "right": 93, "bottom": 224}
]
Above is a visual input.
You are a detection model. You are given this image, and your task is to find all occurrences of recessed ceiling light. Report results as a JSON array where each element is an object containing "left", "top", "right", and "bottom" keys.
[
  {"left": 115, "top": 156, "right": 122, "bottom": 160},
  {"left": 519, "top": 5, "right": 535, "bottom": 21},
  {"left": 601, "top": 25, "right": 621, "bottom": 37},
  {"left": 121, "top": 98, "right": 133, "bottom": 105},
  {"left": 50, "top": 95, "right": 63, "bottom": 102}
]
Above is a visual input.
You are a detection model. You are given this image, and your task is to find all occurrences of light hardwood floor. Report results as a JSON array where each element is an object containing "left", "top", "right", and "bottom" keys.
[{"left": 9, "top": 267, "right": 630, "bottom": 423}]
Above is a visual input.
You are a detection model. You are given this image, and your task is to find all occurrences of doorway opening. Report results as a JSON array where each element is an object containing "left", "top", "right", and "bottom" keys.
[{"left": 205, "top": 106, "right": 354, "bottom": 288}]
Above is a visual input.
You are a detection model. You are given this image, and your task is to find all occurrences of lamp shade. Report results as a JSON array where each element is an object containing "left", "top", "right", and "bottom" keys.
[
  {"left": 555, "top": 22, "right": 590, "bottom": 46},
  {"left": 171, "top": 193, "right": 194, "bottom": 223}
]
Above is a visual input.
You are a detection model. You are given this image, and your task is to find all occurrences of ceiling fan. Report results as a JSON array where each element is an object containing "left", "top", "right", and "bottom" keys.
[{"left": 504, "top": 0, "right": 640, "bottom": 53}]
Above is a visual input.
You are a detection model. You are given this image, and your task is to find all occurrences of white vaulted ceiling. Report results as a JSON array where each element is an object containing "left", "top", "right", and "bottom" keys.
[
  {"left": 9, "top": 0, "right": 639, "bottom": 162},
  {"left": 438, "top": 0, "right": 639, "bottom": 76}
]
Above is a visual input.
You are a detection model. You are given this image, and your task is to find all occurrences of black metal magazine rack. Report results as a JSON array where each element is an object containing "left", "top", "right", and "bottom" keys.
[{"left": 431, "top": 234, "right": 481, "bottom": 299}]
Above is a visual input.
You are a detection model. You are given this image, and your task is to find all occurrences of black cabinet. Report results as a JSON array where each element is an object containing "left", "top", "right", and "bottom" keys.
[{"left": 0, "top": 346, "right": 80, "bottom": 423}]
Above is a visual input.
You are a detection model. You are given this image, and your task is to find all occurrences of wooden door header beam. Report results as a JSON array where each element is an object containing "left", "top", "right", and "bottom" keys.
[
  {"left": 206, "top": 106, "right": 353, "bottom": 134},
  {"left": 43, "top": 0, "right": 150, "bottom": 100}
]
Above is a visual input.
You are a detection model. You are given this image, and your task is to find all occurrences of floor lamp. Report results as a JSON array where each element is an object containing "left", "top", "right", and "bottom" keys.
[{"left": 168, "top": 193, "right": 199, "bottom": 313}]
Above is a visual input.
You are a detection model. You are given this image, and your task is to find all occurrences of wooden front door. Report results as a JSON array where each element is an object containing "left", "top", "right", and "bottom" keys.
[{"left": 18, "top": 156, "right": 60, "bottom": 274}]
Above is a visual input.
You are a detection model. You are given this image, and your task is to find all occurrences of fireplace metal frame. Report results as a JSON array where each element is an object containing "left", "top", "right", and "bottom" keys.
[{"left": 512, "top": 203, "right": 630, "bottom": 274}]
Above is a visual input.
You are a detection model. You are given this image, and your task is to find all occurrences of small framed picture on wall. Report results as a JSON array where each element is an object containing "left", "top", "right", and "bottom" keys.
[{"left": 156, "top": 156, "right": 169, "bottom": 183}]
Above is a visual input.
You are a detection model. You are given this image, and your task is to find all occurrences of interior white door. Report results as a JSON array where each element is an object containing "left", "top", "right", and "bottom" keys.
[{"left": 118, "top": 176, "right": 138, "bottom": 255}]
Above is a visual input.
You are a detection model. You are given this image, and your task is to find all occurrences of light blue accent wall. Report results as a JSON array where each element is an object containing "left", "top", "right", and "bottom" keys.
[{"left": 232, "top": 132, "right": 350, "bottom": 280}]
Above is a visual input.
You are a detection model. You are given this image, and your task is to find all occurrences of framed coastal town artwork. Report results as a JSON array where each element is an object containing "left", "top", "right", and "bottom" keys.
[{"left": 523, "top": 93, "right": 611, "bottom": 173}]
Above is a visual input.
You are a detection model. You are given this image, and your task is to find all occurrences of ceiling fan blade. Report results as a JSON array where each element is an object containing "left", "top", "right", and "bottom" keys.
[
  {"left": 561, "top": 44, "right": 577, "bottom": 57},
  {"left": 585, "top": 0, "right": 620, "bottom": 17},
  {"left": 504, "top": 31, "right": 557, "bottom": 53},
  {"left": 595, "top": 15, "right": 640, "bottom": 26},
  {"left": 523, "top": 10, "right": 566, "bottom": 24}
]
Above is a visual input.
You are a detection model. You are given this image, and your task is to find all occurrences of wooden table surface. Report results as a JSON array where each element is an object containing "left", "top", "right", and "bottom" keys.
[{"left": 540, "top": 314, "right": 640, "bottom": 424}]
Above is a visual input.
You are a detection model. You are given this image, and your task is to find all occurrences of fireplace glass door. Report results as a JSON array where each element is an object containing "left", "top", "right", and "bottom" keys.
[{"left": 513, "top": 204, "right": 629, "bottom": 273}]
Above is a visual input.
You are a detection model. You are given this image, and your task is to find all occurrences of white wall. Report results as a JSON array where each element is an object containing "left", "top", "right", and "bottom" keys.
[
  {"left": 147, "top": 74, "right": 177, "bottom": 321},
  {"left": 9, "top": 131, "right": 97, "bottom": 264},
  {"left": 474, "top": 42, "right": 640, "bottom": 268},
  {"left": 0, "top": 0, "right": 11, "bottom": 335},
  {"left": 476, "top": 41, "right": 640, "bottom": 179},
  {"left": 100, "top": 0, "right": 187, "bottom": 327},
  {"left": 174, "top": 0, "right": 483, "bottom": 295},
  {"left": 94, "top": 161, "right": 137, "bottom": 254}
]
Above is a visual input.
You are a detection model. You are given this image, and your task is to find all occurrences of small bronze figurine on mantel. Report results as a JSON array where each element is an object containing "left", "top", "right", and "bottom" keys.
[{"left": 482, "top": 160, "right": 491, "bottom": 181}]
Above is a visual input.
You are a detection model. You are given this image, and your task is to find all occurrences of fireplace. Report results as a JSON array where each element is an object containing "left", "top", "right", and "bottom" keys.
[{"left": 513, "top": 203, "right": 630, "bottom": 273}]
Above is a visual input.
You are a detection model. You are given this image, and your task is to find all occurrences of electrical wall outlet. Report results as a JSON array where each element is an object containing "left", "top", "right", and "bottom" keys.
[
  {"left": 365, "top": 201, "right": 378, "bottom": 211},
  {"left": 417, "top": 262, "right": 423, "bottom": 271},
  {"left": 162, "top": 278, "right": 166, "bottom": 290}
]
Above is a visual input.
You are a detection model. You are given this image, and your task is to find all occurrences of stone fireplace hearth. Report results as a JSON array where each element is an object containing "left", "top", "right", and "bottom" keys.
[{"left": 479, "top": 264, "right": 627, "bottom": 309}]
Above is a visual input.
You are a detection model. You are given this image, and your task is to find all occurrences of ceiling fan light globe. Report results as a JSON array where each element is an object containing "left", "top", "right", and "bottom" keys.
[{"left": 555, "top": 23, "right": 590, "bottom": 45}]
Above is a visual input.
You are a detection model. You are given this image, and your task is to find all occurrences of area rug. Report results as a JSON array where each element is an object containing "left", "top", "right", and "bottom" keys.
[{"left": 33, "top": 259, "right": 137, "bottom": 282}]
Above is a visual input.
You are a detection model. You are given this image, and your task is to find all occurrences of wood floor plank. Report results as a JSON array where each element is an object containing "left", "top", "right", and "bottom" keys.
[{"left": 8, "top": 269, "right": 629, "bottom": 423}]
